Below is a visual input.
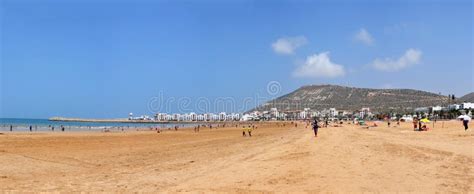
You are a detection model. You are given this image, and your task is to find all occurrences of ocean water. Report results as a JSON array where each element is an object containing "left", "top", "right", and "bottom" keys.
[{"left": 0, "top": 118, "right": 198, "bottom": 132}]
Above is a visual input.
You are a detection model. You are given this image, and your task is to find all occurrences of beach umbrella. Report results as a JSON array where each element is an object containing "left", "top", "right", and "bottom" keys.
[
  {"left": 420, "top": 118, "right": 430, "bottom": 123},
  {"left": 458, "top": 115, "right": 471, "bottom": 121}
]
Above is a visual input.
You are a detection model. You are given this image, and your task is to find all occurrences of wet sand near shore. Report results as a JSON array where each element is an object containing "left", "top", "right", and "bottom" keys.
[{"left": 0, "top": 121, "right": 473, "bottom": 192}]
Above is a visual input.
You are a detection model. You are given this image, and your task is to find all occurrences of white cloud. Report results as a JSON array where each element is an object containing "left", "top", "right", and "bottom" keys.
[
  {"left": 293, "top": 52, "right": 346, "bottom": 78},
  {"left": 271, "top": 36, "right": 308, "bottom": 55},
  {"left": 371, "top": 49, "right": 422, "bottom": 72},
  {"left": 354, "top": 28, "right": 374, "bottom": 46}
]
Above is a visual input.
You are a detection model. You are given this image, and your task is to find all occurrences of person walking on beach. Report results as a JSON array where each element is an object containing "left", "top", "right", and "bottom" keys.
[
  {"left": 312, "top": 119, "right": 319, "bottom": 137},
  {"left": 247, "top": 125, "right": 252, "bottom": 137},
  {"left": 242, "top": 126, "right": 246, "bottom": 137},
  {"left": 61, "top": 125, "right": 65, "bottom": 132},
  {"left": 10, "top": 125, "right": 13, "bottom": 132},
  {"left": 418, "top": 119, "right": 422, "bottom": 131},
  {"left": 463, "top": 118, "right": 469, "bottom": 131},
  {"left": 413, "top": 118, "right": 418, "bottom": 131},
  {"left": 29, "top": 125, "right": 32, "bottom": 132}
]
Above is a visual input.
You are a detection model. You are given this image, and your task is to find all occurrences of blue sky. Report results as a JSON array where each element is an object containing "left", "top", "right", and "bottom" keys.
[{"left": 1, "top": 0, "right": 473, "bottom": 118}]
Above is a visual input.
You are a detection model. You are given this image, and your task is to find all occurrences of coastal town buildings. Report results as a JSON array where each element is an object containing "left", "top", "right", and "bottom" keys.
[
  {"left": 131, "top": 98, "right": 473, "bottom": 122},
  {"left": 137, "top": 112, "right": 243, "bottom": 122}
]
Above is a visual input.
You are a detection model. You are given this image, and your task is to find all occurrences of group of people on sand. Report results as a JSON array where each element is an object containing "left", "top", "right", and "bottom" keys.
[
  {"left": 411, "top": 115, "right": 470, "bottom": 131},
  {"left": 242, "top": 125, "right": 255, "bottom": 137},
  {"left": 412, "top": 117, "right": 428, "bottom": 131},
  {"left": 194, "top": 125, "right": 200, "bottom": 132}
]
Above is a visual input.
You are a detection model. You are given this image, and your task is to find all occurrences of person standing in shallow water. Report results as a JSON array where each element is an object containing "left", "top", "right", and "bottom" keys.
[{"left": 10, "top": 125, "right": 13, "bottom": 132}]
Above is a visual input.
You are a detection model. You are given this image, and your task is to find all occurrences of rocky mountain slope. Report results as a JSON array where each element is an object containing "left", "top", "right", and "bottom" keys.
[
  {"left": 254, "top": 85, "right": 450, "bottom": 112},
  {"left": 459, "top": 92, "right": 474, "bottom": 103}
]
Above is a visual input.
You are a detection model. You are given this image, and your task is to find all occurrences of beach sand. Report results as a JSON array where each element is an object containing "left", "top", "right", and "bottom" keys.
[{"left": 0, "top": 121, "right": 473, "bottom": 192}]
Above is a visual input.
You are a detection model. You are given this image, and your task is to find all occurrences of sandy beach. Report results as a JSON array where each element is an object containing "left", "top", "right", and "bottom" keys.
[{"left": 0, "top": 121, "right": 472, "bottom": 192}]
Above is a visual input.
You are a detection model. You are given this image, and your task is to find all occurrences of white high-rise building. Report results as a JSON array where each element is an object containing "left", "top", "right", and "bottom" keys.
[
  {"left": 460, "top": 102, "right": 474, "bottom": 110},
  {"left": 219, "top": 112, "right": 226, "bottom": 121},
  {"left": 211, "top": 114, "right": 219, "bottom": 121},
  {"left": 197, "top": 114, "right": 205, "bottom": 121},
  {"left": 190, "top": 112, "right": 197, "bottom": 121},
  {"left": 329, "top": 108, "right": 337, "bottom": 117},
  {"left": 360, "top": 108, "right": 371, "bottom": 119},
  {"left": 270, "top": 108, "right": 279, "bottom": 118},
  {"left": 448, "top": 104, "right": 460, "bottom": 111}
]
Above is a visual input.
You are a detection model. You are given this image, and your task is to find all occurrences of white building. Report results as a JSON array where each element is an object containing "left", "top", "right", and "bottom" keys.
[
  {"left": 299, "top": 111, "right": 307, "bottom": 120},
  {"left": 270, "top": 108, "right": 279, "bottom": 118},
  {"left": 299, "top": 108, "right": 311, "bottom": 120},
  {"left": 460, "top": 102, "right": 474, "bottom": 110},
  {"left": 359, "top": 108, "right": 371, "bottom": 119},
  {"left": 218, "top": 112, "right": 226, "bottom": 121},
  {"left": 189, "top": 112, "right": 197, "bottom": 121},
  {"left": 414, "top": 107, "right": 430, "bottom": 113},
  {"left": 241, "top": 114, "right": 254, "bottom": 121},
  {"left": 172, "top": 114, "right": 181, "bottom": 121},
  {"left": 197, "top": 114, "right": 205, "bottom": 121},
  {"left": 310, "top": 111, "right": 321, "bottom": 118},
  {"left": 329, "top": 108, "right": 337, "bottom": 117},
  {"left": 431, "top": 106, "right": 443, "bottom": 112},
  {"left": 401, "top": 115, "right": 414, "bottom": 121},
  {"left": 156, "top": 113, "right": 168, "bottom": 121},
  {"left": 448, "top": 104, "right": 460, "bottom": 111},
  {"left": 211, "top": 114, "right": 219, "bottom": 121},
  {"left": 230, "top": 113, "right": 240, "bottom": 121}
]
